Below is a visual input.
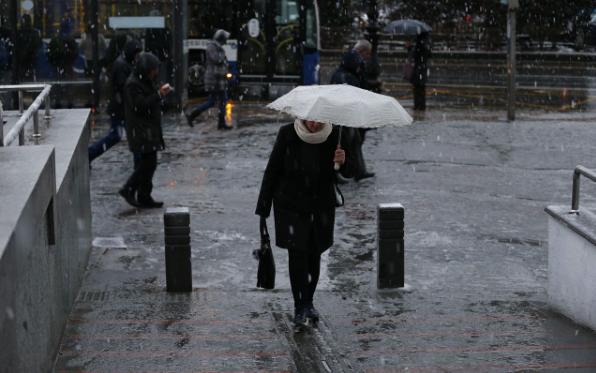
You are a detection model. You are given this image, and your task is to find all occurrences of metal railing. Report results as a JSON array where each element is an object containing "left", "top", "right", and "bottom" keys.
[
  {"left": 570, "top": 165, "right": 596, "bottom": 214},
  {"left": 0, "top": 84, "right": 52, "bottom": 147}
]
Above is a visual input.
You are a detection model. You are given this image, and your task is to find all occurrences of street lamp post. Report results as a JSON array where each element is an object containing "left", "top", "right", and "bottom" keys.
[
  {"left": 506, "top": 0, "right": 519, "bottom": 121},
  {"left": 364, "top": 0, "right": 382, "bottom": 93}
]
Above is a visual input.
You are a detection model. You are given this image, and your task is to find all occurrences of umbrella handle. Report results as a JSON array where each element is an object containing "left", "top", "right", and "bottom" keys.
[{"left": 334, "top": 126, "right": 342, "bottom": 171}]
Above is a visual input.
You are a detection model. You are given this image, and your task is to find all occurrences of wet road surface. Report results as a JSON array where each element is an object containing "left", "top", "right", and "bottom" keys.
[{"left": 53, "top": 106, "right": 596, "bottom": 372}]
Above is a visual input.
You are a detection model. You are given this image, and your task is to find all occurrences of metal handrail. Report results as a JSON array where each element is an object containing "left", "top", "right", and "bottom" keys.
[
  {"left": 570, "top": 165, "right": 596, "bottom": 214},
  {"left": 1, "top": 85, "right": 52, "bottom": 147},
  {"left": 0, "top": 84, "right": 52, "bottom": 118}
]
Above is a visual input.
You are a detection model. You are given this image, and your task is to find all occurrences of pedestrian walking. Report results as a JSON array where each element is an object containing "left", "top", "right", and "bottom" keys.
[
  {"left": 185, "top": 29, "right": 233, "bottom": 130},
  {"left": 411, "top": 32, "right": 432, "bottom": 111},
  {"left": 88, "top": 39, "right": 143, "bottom": 166},
  {"left": 255, "top": 118, "right": 356, "bottom": 328},
  {"left": 47, "top": 20, "right": 78, "bottom": 108},
  {"left": 105, "top": 30, "right": 139, "bottom": 78},
  {"left": 119, "top": 53, "right": 171, "bottom": 209},
  {"left": 16, "top": 14, "right": 42, "bottom": 82},
  {"left": 330, "top": 49, "right": 374, "bottom": 182}
]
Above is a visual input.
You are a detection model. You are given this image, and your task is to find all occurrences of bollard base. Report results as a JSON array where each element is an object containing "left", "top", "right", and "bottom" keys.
[{"left": 165, "top": 245, "right": 192, "bottom": 292}]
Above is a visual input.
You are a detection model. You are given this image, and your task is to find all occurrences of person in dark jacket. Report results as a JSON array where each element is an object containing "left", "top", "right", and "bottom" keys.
[
  {"left": 16, "top": 14, "right": 42, "bottom": 82},
  {"left": 105, "top": 30, "right": 140, "bottom": 77},
  {"left": 185, "top": 29, "right": 232, "bottom": 130},
  {"left": 47, "top": 20, "right": 78, "bottom": 108},
  {"left": 411, "top": 32, "right": 432, "bottom": 111},
  {"left": 119, "top": 53, "right": 171, "bottom": 208},
  {"left": 88, "top": 40, "right": 143, "bottom": 165},
  {"left": 256, "top": 119, "right": 357, "bottom": 328},
  {"left": 330, "top": 49, "right": 374, "bottom": 182}
]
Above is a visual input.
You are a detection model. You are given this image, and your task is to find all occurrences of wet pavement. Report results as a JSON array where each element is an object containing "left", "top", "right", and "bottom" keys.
[{"left": 53, "top": 105, "right": 596, "bottom": 372}]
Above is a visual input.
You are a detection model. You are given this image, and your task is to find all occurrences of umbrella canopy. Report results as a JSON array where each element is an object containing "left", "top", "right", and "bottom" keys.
[
  {"left": 267, "top": 85, "right": 413, "bottom": 129},
  {"left": 385, "top": 19, "right": 432, "bottom": 35}
]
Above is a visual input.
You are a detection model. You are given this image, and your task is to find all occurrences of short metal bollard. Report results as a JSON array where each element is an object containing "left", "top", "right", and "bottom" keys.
[
  {"left": 164, "top": 207, "right": 192, "bottom": 292},
  {"left": 377, "top": 203, "right": 405, "bottom": 289}
]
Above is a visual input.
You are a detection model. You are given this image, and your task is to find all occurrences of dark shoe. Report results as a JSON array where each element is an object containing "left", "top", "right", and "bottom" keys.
[
  {"left": 119, "top": 188, "right": 141, "bottom": 208},
  {"left": 218, "top": 119, "right": 233, "bottom": 130},
  {"left": 293, "top": 305, "right": 308, "bottom": 328},
  {"left": 306, "top": 303, "right": 320, "bottom": 321},
  {"left": 137, "top": 195, "right": 164, "bottom": 208},
  {"left": 185, "top": 112, "right": 194, "bottom": 128},
  {"left": 336, "top": 175, "right": 349, "bottom": 184},
  {"left": 355, "top": 172, "right": 375, "bottom": 182}
]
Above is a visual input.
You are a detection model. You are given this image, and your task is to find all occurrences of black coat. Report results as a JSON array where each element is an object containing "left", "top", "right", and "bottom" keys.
[
  {"left": 330, "top": 49, "right": 362, "bottom": 87},
  {"left": 16, "top": 16, "right": 42, "bottom": 68},
  {"left": 256, "top": 123, "right": 357, "bottom": 253},
  {"left": 412, "top": 34, "right": 432, "bottom": 85},
  {"left": 123, "top": 53, "right": 164, "bottom": 154},
  {"left": 47, "top": 34, "right": 78, "bottom": 71},
  {"left": 108, "top": 40, "right": 143, "bottom": 118}
]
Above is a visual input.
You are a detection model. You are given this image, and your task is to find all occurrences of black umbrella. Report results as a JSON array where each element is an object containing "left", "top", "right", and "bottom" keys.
[{"left": 385, "top": 19, "right": 432, "bottom": 35}]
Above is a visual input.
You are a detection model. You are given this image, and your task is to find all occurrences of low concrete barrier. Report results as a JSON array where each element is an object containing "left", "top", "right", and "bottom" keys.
[
  {"left": 546, "top": 166, "right": 596, "bottom": 332},
  {"left": 0, "top": 109, "right": 91, "bottom": 372}
]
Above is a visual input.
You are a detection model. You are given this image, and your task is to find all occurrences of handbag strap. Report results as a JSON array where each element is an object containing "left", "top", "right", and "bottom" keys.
[{"left": 335, "top": 181, "right": 345, "bottom": 207}]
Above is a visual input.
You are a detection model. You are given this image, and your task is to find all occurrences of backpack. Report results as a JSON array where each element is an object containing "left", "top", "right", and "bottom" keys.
[{"left": 0, "top": 39, "right": 8, "bottom": 69}]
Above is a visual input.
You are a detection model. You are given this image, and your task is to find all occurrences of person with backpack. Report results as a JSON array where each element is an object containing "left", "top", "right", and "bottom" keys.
[
  {"left": 119, "top": 53, "right": 172, "bottom": 208},
  {"left": 0, "top": 16, "right": 13, "bottom": 109},
  {"left": 16, "top": 14, "right": 42, "bottom": 82},
  {"left": 88, "top": 40, "right": 143, "bottom": 166},
  {"left": 47, "top": 20, "right": 78, "bottom": 108},
  {"left": 185, "top": 29, "right": 233, "bottom": 130}
]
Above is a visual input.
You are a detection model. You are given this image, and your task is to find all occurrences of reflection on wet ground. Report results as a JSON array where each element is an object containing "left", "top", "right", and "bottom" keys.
[{"left": 53, "top": 106, "right": 596, "bottom": 372}]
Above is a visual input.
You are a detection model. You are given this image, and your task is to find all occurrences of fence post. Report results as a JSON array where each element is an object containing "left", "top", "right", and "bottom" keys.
[
  {"left": 164, "top": 207, "right": 192, "bottom": 292},
  {"left": 0, "top": 100, "right": 4, "bottom": 146},
  {"left": 377, "top": 203, "right": 405, "bottom": 289},
  {"left": 32, "top": 110, "right": 40, "bottom": 138},
  {"left": 44, "top": 93, "right": 51, "bottom": 120},
  {"left": 18, "top": 90, "right": 24, "bottom": 114},
  {"left": 18, "top": 127, "right": 24, "bottom": 145}
]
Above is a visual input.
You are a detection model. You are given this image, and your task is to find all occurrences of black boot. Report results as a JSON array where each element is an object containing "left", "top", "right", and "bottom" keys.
[
  {"left": 293, "top": 305, "right": 308, "bottom": 328},
  {"left": 119, "top": 188, "right": 141, "bottom": 208},
  {"left": 217, "top": 117, "right": 233, "bottom": 130},
  {"left": 185, "top": 112, "right": 195, "bottom": 128},
  {"left": 137, "top": 195, "right": 164, "bottom": 208},
  {"left": 306, "top": 303, "right": 320, "bottom": 321},
  {"left": 355, "top": 172, "right": 375, "bottom": 182}
]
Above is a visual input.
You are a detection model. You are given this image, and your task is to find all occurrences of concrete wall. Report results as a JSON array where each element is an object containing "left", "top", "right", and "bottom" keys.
[
  {"left": 546, "top": 206, "right": 596, "bottom": 332},
  {"left": 0, "top": 109, "right": 91, "bottom": 372}
]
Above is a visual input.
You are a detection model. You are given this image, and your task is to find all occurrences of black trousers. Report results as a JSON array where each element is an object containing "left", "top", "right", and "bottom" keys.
[
  {"left": 413, "top": 83, "right": 426, "bottom": 110},
  {"left": 345, "top": 127, "right": 367, "bottom": 176},
  {"left": 123, "top": 151, "right": 157, "bottom": 198},
  {"left": 288, "top": 233, "right": 321, "bottom": 308}
]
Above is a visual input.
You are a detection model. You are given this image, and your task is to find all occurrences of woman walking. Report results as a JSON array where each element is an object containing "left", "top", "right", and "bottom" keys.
[
  {"left": 255, "top": 119, "right": 356, "bottom": 327},
  {"left": 411, "top": 32, "right": 432, "bottom": 112},
  {"left": 185, "top": 29, "right": 233, "bottom": 130}
]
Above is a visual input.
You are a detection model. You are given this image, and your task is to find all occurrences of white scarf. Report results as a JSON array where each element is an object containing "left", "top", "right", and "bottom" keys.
[{"left": 294, "top": 118, "right": 332, "bottom": 144}]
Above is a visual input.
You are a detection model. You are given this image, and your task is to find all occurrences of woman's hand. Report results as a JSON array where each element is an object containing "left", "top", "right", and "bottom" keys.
[{"left": 334, "top": 145, "right": 345, "bottom": 165}]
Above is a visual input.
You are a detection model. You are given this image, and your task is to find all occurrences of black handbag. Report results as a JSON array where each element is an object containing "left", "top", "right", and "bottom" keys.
[{"left": 253, "top": 217, "right": 275, "bottom": 289}]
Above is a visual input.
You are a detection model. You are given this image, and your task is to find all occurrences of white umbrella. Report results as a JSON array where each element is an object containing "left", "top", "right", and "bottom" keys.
[
  {"left": 267, "top": 84, "right": 413, "bottom": 169},
  {"left": 267, "top": 84, "right": 413, "bottom": 129}
]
